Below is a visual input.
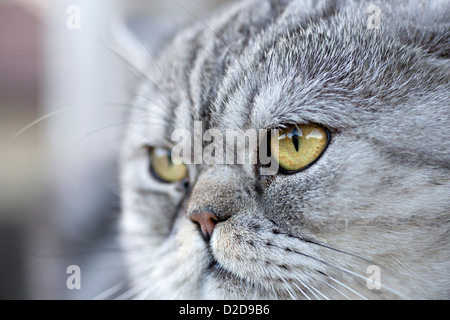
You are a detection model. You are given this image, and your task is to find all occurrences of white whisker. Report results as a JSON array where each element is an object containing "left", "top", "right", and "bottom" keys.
[
  {"left": 3, "top": 107, "right": 73, "bottom": 149},
  {"left": 279, "top": 275, "right": 301, "bottom": 300},
  {"left": 322, "top": 280, "right": 351, "bottom": 300},
  {"left": 328, "top": 276, "right": 369, "bottom": 300},
  {"left": 291, "top": 275, "right": 322, "bottom": 300},
  {"left": 91, "top": 282, "right": 126, "bottom": 300},
  {"left": 291, "top": 281, "right": 311, "bottom": 300},
  {"left": 308, "top": 283, "right": 330, "bottom": 300}
]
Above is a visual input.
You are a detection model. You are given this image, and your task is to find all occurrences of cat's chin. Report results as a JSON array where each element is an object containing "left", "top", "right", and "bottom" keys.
[
  {"left": 202, "top": 261, "right": 267, "bottom": 300},
  {"left": 202, "top": 261, "right": 301, "bottom": 300}
]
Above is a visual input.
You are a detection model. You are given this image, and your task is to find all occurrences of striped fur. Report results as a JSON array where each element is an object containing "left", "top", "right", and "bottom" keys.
[{"left": 119, "top": 0, "right": 449, "bottom": 299}]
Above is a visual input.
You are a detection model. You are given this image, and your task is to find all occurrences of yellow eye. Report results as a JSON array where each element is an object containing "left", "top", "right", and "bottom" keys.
[
  {"left": 270, "top": 123, "right": 329, "bottom": 173},
  {"left": 150, "top": 148, "right": 188, "bottom": 183}
]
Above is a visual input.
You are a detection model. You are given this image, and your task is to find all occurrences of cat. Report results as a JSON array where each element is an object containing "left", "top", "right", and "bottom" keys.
[{"left": 118, "top": 0, "right": 449, "bottom": 299}]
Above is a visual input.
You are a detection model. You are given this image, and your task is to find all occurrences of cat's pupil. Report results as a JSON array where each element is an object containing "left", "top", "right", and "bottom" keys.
[{"left": 292, "top": 128, "right": 300, "bottom": 152}]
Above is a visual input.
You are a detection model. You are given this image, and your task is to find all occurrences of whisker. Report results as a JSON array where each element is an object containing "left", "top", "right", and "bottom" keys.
[
  {"left": 91, "top": 257, "right": 153, "bottom": 300},
  {"left": 106, "top": 44, "right": 175, "bottom": 111},
  {"left": 69, "top": 121, "right": 134, "bottom": 151},
  {"left": 267, "top": 221, "right": 376, "bottom": 263},
  {"left": 303, "top": 238, "right": 376, "bottom": 265},
  {"left": 270, "top": 225, "right": 376, "bottom": 265},
  {"left": 391, "top": 255, "right": 428, "bottom": 283},
  {"left": 328, "top": 276, "right": 369, "bottom": 300},
  {"left": 322, "top": 280, "right": 351, "bottom": 300},
  {"left": 307, "top": 283, "right": 330, "bottom": 300},
  {"left": 3, "top": 107, "right": 73, "bottom": 149},
  {"left": 291, "top": 275, "right": 320, "bottom": 300},
  {"left": 134, "top": 291, "right": 152, "bottom": 300},
  {"left": 279, "top": 275, "right": 301, "bottom": 300},
  {"left": 272, "top": 243, "right": 409, "bottom": 299},
  {"left": 328, "top": 264, "right": 408, "bottom": 299},
  {"left": 127, "top": 113, "right": 158, "bottom": 140},
  {"left": 106, "top": 44, "right": 153, "bottom": 85},
  {"left": 134, "top": 91, "right": 172, "bottom": 108},
  {"left": 271, "top": 224, "right": 413, "bottom": 299},
  {"left": 115, "top": 284, "right": 147, "bottom": 300},
  {"left": 291, "top": 281, "right": 311, "bottom": 300},
  {"left": 117, "top": 259, "right": 169, "bottom": 300},
  {"left": 135, "top": 37, "right": 166, "bottom": 78},
  {"left": 91, "top": 282, "right": 127, "bottom": 300}
]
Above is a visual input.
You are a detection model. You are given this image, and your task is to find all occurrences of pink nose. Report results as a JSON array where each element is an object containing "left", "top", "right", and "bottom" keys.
[{"left": 190, "top": 211, "right": 219, "bottom": 242}]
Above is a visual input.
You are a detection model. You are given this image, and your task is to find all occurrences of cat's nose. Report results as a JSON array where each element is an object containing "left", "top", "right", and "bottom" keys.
[{"left": 189, "top": 211, "right": 219, "bottom": 242}]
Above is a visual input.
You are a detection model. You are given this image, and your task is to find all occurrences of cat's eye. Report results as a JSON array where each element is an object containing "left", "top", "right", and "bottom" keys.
[
  {"left": 150, "top": 147, "right": 188, "bottom": 183},
  {"left": 270, "top": 123, "right": 329, "bottom": 173}
]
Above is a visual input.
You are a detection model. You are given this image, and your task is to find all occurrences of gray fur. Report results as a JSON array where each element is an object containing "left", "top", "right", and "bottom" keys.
[{"left": 119, "top": 0, "right": 449, "bottom": 299}]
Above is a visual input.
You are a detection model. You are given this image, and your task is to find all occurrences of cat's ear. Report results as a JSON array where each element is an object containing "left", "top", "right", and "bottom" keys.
[{"left": 109, "top": 16, "right": 181, "bottom": 74}]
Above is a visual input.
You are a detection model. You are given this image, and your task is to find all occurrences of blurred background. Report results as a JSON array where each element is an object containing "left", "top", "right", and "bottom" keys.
[{"left": 0, "top": 0, "right": 231, "bottom": 299}]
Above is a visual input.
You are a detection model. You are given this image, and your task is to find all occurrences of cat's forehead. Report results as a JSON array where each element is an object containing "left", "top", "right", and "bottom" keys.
[{"left": 135, "top": 0, "right": 448, "bottom": 148}]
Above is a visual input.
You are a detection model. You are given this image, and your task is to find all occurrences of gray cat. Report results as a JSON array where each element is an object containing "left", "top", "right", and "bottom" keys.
[{"left": 119, "top": 0, "right": 449, "bottom": 299}]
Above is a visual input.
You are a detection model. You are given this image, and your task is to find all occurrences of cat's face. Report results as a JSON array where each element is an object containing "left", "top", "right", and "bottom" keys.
[{"left": 120, "top": 0, "right": 449, "bottom": 299}]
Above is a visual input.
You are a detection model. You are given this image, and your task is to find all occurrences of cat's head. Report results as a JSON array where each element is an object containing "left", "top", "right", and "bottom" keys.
[{"left": 119, "top": 0, "right": 449, "bottom": 299}]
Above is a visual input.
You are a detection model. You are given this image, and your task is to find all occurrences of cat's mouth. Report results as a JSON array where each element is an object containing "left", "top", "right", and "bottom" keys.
[
  {"left": 207, "top": 256, "right": 219, "bottom": 269},
  {"left": 206, "top": 255, "right": 242, "bottom": 282},
  {"left": 204, "top": 228, "right": 262, "bottom": 285}
]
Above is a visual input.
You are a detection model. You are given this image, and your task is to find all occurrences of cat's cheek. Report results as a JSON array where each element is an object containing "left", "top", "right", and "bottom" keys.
[
  {"left": 209, "top": 220, "right": 285, "bottom": 281},
  {"left": 210, "top": 222, "right": 247, "bottom": 272}
]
